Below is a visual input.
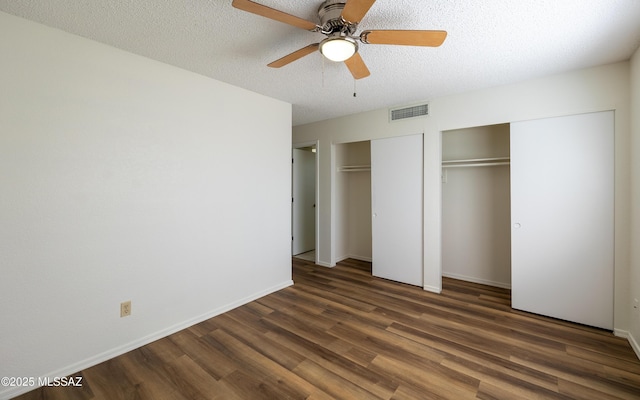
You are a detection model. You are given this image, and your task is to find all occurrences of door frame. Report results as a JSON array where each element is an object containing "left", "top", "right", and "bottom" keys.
[{"left": 292, "top": 140, "right": 319, "bottom": 263}]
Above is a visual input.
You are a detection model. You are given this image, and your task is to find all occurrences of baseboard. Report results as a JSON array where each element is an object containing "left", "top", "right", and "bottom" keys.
[
  {"left": 336, "top": 254, "right": 372, "bottom": 263},
  {"left": 315, "top": 260, "right": 333, "bottom": 268},
  {"left": 627, "top": 331, "right": 640, "bottom": 360},
  {"left": 442, "top": 272, "right": 511, "bottom": 289},
  {"left": 0, "top": 280, "right": 293, "bottom": 400},
  {"left": 613, "top": 329, "right": 640, "bottom": 361},
  {"left": 346, "top": 254, "right": 372, "bottom": 262},
  {"left": 423, "top": 284, "right": 442, "bottom": 294},
  {"left": 613, "top": 328, "right": 628, "bottom": 338}
]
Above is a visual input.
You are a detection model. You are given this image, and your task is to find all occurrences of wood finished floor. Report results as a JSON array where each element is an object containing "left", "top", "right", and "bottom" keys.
[{"left": 15, "top": 258, "right": 640, "bottom": 400}]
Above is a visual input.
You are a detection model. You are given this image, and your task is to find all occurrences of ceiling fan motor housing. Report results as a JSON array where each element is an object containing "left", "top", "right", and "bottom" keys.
[{"left": 318, "top": 0, "right": 356, "bottom": 35}]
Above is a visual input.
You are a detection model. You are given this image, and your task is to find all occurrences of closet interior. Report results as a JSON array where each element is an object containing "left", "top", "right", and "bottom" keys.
[
  {"left": 441, "top": 124, "right": 512, "bottom": 288},
  {"left": 335, "top": 140, "right": 372, "bottom": 262}
]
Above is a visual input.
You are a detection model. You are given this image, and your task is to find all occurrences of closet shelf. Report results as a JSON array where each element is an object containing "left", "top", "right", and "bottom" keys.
[
  {"left": 337, "top": 165, "right": 371, "bottom": 172},
  {"left": 442, "top": 157, "right": 510, "bottom": 168}
]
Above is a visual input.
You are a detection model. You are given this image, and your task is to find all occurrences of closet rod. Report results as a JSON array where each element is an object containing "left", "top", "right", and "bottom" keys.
[
  {"left": 442, "top": 162, "right": 510, "bottom": 168},
  {"left": 337, "top": 165, "right": 371, "bottom": 172},
  {"left": 442, "top": 157, "right": 510, "bottom": 164}
]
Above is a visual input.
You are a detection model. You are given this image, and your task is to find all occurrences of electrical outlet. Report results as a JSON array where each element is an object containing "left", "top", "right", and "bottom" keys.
[{"left": 120, "top": 301, "right": 131, "bottom": 317}]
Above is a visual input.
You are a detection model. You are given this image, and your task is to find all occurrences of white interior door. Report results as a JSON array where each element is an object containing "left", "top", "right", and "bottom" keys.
[
  {"left": 371, "top": 134, "right": 423, "bottom": 286},
  {"left": 511, "top": 111, "right": 614, "bottom": 330},
  {"left": 292, "top": 148, "right": 316, "bottom": 256}
]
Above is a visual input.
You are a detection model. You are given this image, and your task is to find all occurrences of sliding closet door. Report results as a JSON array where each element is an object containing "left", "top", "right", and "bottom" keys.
[
  {"left": 511, "top": 111, "right": 614, "bottom": 329},
  {"left": 371, "top": 134, "right": 423, "bottom": 286}
]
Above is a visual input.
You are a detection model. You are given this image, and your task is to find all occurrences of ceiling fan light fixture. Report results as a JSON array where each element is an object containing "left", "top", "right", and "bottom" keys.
[{"left": 320, "top": 36, "right": 357, "bottom": 62}]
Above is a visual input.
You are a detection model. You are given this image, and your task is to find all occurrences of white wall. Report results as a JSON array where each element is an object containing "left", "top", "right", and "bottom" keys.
[
  {"left": 630, "top": 46, "right": 640, "bottom": 355},
  {"left": 294, "top": 61, "right": 632, "bottom": 332},
  {"left": 0, "top": 12, "right": 292, "bottom": 398},
  {"left": 442, "top": 125, "right": 510, "bottom": 160}
]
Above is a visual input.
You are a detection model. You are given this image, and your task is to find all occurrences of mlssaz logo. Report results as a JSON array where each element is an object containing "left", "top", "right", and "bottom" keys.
[{"left": 40, "top": 376, "right": 83, "bottom": 387}]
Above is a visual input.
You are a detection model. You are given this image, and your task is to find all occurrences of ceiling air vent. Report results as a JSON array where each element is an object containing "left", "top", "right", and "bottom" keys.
[{"left": 390, "top": 103, "right": 428, "bottom": 122}]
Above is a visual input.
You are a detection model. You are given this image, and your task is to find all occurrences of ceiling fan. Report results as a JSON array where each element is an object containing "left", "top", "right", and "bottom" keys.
[{"left": 231, "top": 0, "right": 447, "bottom": 79}]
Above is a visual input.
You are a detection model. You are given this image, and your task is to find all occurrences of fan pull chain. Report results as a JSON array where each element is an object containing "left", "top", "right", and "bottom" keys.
[
  {"left": 353, "top": 77, "right": 357, "bottom": 97},
  {"left": 321, "top": 55, "right": 325, "bottom": 88}
]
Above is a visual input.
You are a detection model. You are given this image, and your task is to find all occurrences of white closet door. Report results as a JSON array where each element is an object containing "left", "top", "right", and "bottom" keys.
[
  {"left": 371, "top": 134, "right": 423, "bottom": 286},
  {"left": 511, "top": 111, "right": 614, "bottom": 330}
]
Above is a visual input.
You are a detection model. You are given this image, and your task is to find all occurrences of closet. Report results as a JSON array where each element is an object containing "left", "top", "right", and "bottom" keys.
[
  {"left": 441, "top": 112, "right": 614, "bottom": 330},
  {"left": 335, "top": 134, "right": 424, "bottom": 286},
  {"left": 441, "top": 124, "right": 511, "bottom": 288},
  {"left": 335, "top": 141, "right": 372, "bottom": 262}
]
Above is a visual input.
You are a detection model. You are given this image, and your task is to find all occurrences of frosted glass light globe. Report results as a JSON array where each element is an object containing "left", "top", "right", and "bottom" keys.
[{"left": 320, "top": 37, "right": 357, "bottom": 62}]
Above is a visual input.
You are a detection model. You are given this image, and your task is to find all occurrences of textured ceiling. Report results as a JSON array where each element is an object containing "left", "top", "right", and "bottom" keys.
[{"left": 2, "top": 0, "right": 640, "bottom": 126}]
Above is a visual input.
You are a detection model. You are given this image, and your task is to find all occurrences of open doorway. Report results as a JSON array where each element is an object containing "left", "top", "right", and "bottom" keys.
[{"left": 292, "top": 142, "right": 318, "bottom": 263}]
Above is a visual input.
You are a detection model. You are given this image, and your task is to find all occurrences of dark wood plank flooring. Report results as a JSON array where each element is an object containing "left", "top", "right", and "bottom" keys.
[{"left": 15, "top": 258, "right": 640, "bottom": 399}]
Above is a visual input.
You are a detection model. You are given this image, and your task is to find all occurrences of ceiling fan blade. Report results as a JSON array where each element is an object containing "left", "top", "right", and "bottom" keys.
[
  {"left": 361, "top": 30, "right": 447, "bottom": 47},
  {"left": 232, "top": 0, "right": 318, "bottom": 31},
  {"left": 268, "top": 44, "right": 320, "bottom": 68},
  {"left": 341, "top": 0, "right": 377, "bottom": 23},
  {"left": 344, "top": 53, "right": 370, "bottom": 80}
]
